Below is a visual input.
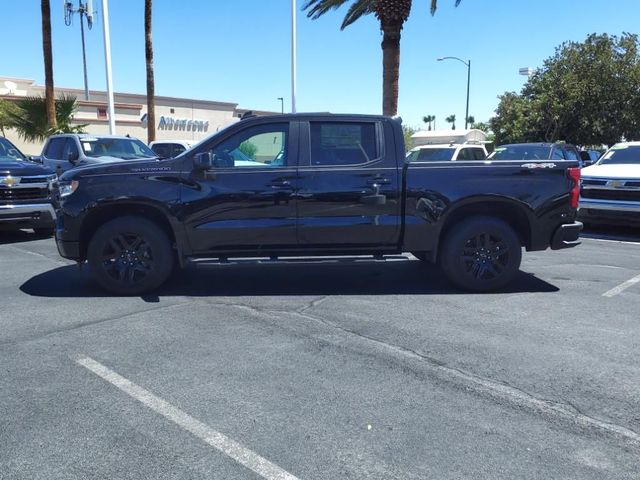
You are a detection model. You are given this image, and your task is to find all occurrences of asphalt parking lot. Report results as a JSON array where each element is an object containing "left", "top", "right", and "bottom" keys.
[{"left": 1, "top": 226, "right": 639, "bottom": 479}]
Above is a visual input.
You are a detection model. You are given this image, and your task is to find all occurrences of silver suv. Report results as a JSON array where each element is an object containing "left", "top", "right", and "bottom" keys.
[{"left": 38, "top": 134, "right": 157, "bottom": 173}]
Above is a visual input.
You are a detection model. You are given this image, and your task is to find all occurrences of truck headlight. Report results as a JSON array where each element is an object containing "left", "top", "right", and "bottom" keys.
[{"left": 59, "top": 180, "right": 79, "bottom": 197}]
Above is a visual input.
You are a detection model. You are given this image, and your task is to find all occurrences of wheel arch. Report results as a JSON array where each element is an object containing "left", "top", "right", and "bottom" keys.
[
  {"left": 434, "top": 197, "right": 533, "bottom": 261},
  {"left": 78, "top": 202, "right": 179, "bottom": 261}
]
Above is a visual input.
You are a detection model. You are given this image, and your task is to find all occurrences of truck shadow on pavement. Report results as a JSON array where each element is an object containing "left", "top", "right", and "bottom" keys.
[
  {"left": 20, "top": 260, "right": 559, "bottom": 299},
  {"left": 0, "top": 230, "right": 52, "bottom": 245}
]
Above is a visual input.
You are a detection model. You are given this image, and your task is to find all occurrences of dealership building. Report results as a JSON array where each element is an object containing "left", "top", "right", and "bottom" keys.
[{"left": 0, "top": 76, "right": 273, "bottom": 155}]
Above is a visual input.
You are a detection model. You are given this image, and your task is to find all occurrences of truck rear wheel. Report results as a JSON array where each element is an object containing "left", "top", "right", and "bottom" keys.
[
  {"left": 87, "top": 216, "right": 174, "bottom": 295},
  {"left": 439, "top": 216, "right": 522, "bottom": 292}
]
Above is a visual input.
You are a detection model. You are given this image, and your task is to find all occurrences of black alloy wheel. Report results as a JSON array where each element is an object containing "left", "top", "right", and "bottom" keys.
[
  {"left": 439, "top": 216, "right": 522, "bottom": 292},
  {"left": 87, "top": 216, "right": 174, "bottom": 295}
]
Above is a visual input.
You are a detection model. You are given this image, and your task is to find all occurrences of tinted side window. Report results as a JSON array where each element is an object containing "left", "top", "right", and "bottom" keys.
[
  {"left": 45, "top": 138, "right": 66, "bottom": 159},
  {"left": 172, "top": 144, "right": 187, "bottom": 156},
  {"left": 564, "top": 148, "right": 579, "bottom": 161},
  {"left": 472, "top": 148, "right": 486, "bottom": 160},
  {"left": 61, "top": 138, "right": 79, "bottom": 160},
  {"left": 310, "top": 122, "right": 377, "bottom": 166},
  {"left": 210, "top": 123, "right": 289, "bottom": 168},
  {"left": 151, "top": 144, "right": 172, "bottom": 158},
  {"left": 551, "top": 148, "right": 564, "bottom": 160}
]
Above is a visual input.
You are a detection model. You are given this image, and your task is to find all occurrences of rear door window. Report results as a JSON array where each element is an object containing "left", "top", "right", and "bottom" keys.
[{"left": 309, "top": 122, "right": 378, "bottom": 166}]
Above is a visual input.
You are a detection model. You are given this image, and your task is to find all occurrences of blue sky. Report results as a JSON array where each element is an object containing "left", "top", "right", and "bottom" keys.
[{"left": 2, "top": 0, "right": 639, "bottom": 129}]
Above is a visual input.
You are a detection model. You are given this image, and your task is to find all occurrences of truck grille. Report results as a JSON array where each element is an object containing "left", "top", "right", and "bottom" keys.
[
  {"left": 0, "top": 187, "right": 50, "bottom": 202},
  {"left": 581, "top": 189, "right": 640, "bottom": 201}
]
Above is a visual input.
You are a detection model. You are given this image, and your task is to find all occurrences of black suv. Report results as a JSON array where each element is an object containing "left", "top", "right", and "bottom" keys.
[{"left": 0, "top": 136, "right": 58, "bottom": 235}]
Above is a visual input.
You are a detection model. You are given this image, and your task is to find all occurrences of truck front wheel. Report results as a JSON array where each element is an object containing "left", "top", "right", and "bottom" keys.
[
  {"left": 87, "top": 216, "right": 174, "bottom": 295},
  {"left": 439, "top": 216, "right": 522, "bottom": 292}
]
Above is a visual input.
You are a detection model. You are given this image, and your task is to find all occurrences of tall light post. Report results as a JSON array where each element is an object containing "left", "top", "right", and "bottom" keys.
[
  {"left": 291, "top": 0, "right": 297, "bottom": 113},
  {"left": 101, "top": 0, "right": 116, "bottom": 134},
  {"left": 437, "top": 56, "right": 471, "bottom": 129}
]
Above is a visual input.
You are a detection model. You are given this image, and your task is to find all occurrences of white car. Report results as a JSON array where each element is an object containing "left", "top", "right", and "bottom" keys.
[
  {"left": 148, "top": 140, "right": 194, "bottom": 158},
  {"left": 406, "top": 143, "right": 487, "bottom": 162},
  {"left": 579, "top": 141, "right": 640, "bottom": 226}
]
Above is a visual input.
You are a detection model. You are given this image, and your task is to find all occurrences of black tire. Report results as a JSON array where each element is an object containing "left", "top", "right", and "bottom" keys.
[
  {"left": 33, "top": 227, "right": 55, "bottom": 237},
  {"left": 439, "top": 216, "right": 522, "bottom": 292},
  {"left": 87, "top": 216, "right": 174, "bottom": 295}
]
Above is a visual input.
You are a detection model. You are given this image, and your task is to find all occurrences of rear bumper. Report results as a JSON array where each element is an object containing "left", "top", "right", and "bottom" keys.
[
  {"left": 0, "top": 203, "right": 56, "bottom": 228},
  {"left": 551, "top": 221, "right": 583, "bottom": 250}
]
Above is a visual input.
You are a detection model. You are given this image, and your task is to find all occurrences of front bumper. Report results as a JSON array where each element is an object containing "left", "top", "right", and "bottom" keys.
[
  {"left": 551, "top": 221, "right": 583, "bottom": 250},
  {"left": 578, "top": 198, "right": 640, "bottom": 226},
  {"left": 0, "top": 203, "right": 56, "bottom": 228},
  {"left": 578, "top": 197, "right": 640, "bottom": 213}
]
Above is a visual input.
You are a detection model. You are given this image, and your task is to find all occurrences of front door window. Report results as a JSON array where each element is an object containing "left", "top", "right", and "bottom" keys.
[{"left": 209, "top": 123, "right": 289, "bottom": 168}]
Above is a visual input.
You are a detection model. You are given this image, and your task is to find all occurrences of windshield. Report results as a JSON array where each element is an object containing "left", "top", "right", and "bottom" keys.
[
  {"left": 0, "top": 137, "right": 26, "bottom": 161},
  {"left": 80, "top": 137, "right": 156, "bottom": 160},
  {"left": 408, "top": 147, "right": 456, "bottom": 162},
  {"left": 598, "top": 145, "right": 640, "bottom": 165},
  {"left": 488, "top": 145, "right": 552, "bottom": 160}
]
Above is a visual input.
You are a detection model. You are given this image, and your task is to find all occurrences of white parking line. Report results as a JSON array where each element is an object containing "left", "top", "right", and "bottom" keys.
[
  {"left": 603, "top": 273, "right": 640, "bottom": 297},
  {"left": 582, "top": 236, "right": 640, "bottom": 246},
  {"left": 74, "top": 356, "right": 299, "bottom": 480}
]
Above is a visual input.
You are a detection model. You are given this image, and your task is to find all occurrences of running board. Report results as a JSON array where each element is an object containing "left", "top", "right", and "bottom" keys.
[{"left": 187, "top": 254, "right": 413, "bottom": 267}]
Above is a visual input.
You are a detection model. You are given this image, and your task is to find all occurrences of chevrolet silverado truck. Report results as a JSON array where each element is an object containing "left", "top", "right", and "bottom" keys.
[
  {"left": 55, "top": 114, "right": 582, "bottom": 294},
  {"left": 1, "top": 136, "right": 58, "bottom": 236},
  {"left": 579, "top": 141, "right": 640, "bottom": 226}
]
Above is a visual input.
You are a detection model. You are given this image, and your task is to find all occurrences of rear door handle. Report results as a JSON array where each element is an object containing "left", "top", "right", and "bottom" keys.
[{"left": 366, "top": 177, "right": 391, "bottom": 186}]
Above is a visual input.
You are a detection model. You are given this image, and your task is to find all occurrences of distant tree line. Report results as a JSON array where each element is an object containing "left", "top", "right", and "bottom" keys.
[{"left": 490, "top": 33, "right": 640, "bottom": 147}]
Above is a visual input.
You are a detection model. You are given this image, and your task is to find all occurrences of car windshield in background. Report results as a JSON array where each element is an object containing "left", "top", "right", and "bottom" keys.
[
  {"left": 489, "top": 146, "right": 552, "bottom": 160},
  {"left": 408, "top": 148, "right": 456, "bottom": 162},
  {"left": 598, "top": 145, "right": 640, "bottom": 165},
  {"left": 0, "top": 138, "right": 26, "bottom": 161},
  {"left": 80, "top": 138, "right": 156, "bottom": 160}
]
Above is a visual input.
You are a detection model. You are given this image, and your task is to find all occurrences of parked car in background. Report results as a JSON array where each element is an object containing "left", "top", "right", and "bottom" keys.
[
  {"left": 487, "top": 142, "right": 582, "bottom": 164},
  {"left": 0, "top": 136, "right": 57, "bottom": 236},
  {"left": 579, "top": 142, "right": 640, "bottom": 226},
  {"left": 579, "top": 149, "right": 601, "bottom": 167},
  {"left": 37, "top": 134, "right": 157, "bottom": 173},
  {"left": 149, "top": 140, "right": 194, "bottom": 159},
  {"left": 406, "top": 143, "right": 488, "bottom": 162}
]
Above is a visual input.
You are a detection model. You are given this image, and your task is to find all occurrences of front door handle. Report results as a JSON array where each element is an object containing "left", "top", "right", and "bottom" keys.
[{"left": 269, "top": 180, "right": 292, "bottom": 189}]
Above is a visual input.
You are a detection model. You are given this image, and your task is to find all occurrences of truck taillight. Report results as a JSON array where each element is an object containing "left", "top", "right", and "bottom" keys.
[{"left": 567, "top": 167, "right": 580, "bottom": 209}]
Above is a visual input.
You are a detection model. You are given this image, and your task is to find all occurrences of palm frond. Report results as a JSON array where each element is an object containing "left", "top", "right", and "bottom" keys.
[
  {"left": 430, "top": 0, "right": 462, "bottom": 16},
  {"left": 303, "top": 0, "right": 352, "bottom": 20},
  {"left": 342, "top": 0, "right": 375, "bottom": 29}
]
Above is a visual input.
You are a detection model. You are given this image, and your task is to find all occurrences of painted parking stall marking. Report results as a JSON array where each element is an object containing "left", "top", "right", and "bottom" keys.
[
  {"left": 603, "top": 273, "right": 640, "bottom": 297},
  {"left": 74, "top": 356, "right": 300, "bottom": 480}
]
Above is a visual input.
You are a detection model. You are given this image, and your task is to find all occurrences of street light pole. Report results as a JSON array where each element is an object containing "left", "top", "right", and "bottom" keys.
[
  {"left": 277, "top": 97, "right": 284, "bottom": 114},
  {"left": 291, "top": 0, "right": 297, "bottom": 113},
  {"left": 101, "top": 0, "right": 116, "bottom": 134},
  {"left": 437, "top": 56, "right": 471, "bottom": 129}
]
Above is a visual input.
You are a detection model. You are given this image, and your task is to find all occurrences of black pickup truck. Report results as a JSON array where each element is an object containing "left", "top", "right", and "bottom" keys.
[
  {"left": 1, "top": 136, "right": 57, "bottom": 236},
  {"left": 55, "top": 114, "right": 582, "bottom": 294}
]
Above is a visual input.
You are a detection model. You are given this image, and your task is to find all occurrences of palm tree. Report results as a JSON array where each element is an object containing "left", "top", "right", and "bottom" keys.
[
  {"left": 0, "top": 99, "right": 20, "bottom": 137},
  {"left": 40, "top": 0, "right": 56, "bottom": 130},
  {"left": 8, "top": 95, "right": 87, "bottom": 142},
  {"left": 445, "top": 114, "right": 456, "bottom": 130},
  {"left": 466, "top": 115, "right": 475, "bottom": 127},
  {"left": 144, "top": 0, "right": 156, "bottom": 144},
  {"left": 422, "top": 114, "right": 435, "bottom": 130},
  {"left": 303, "top": 0, "right": 462, "bottom": 116}
]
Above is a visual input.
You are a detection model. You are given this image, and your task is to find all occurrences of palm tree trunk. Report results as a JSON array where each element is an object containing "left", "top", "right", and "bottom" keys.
[
  {"left": 145, "top": 0, "right": 156, "bottom": 143},
  {"left": 41, "top": 0, "right": 56, "bottom": 130},
  {"left": 380, "top": 19, "right": 402, "bottom": 117}
]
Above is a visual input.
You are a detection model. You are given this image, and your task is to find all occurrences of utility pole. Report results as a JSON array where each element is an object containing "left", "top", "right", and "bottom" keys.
[{"left": 64, "top": 1, "right": 94, "bottom": 101}]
